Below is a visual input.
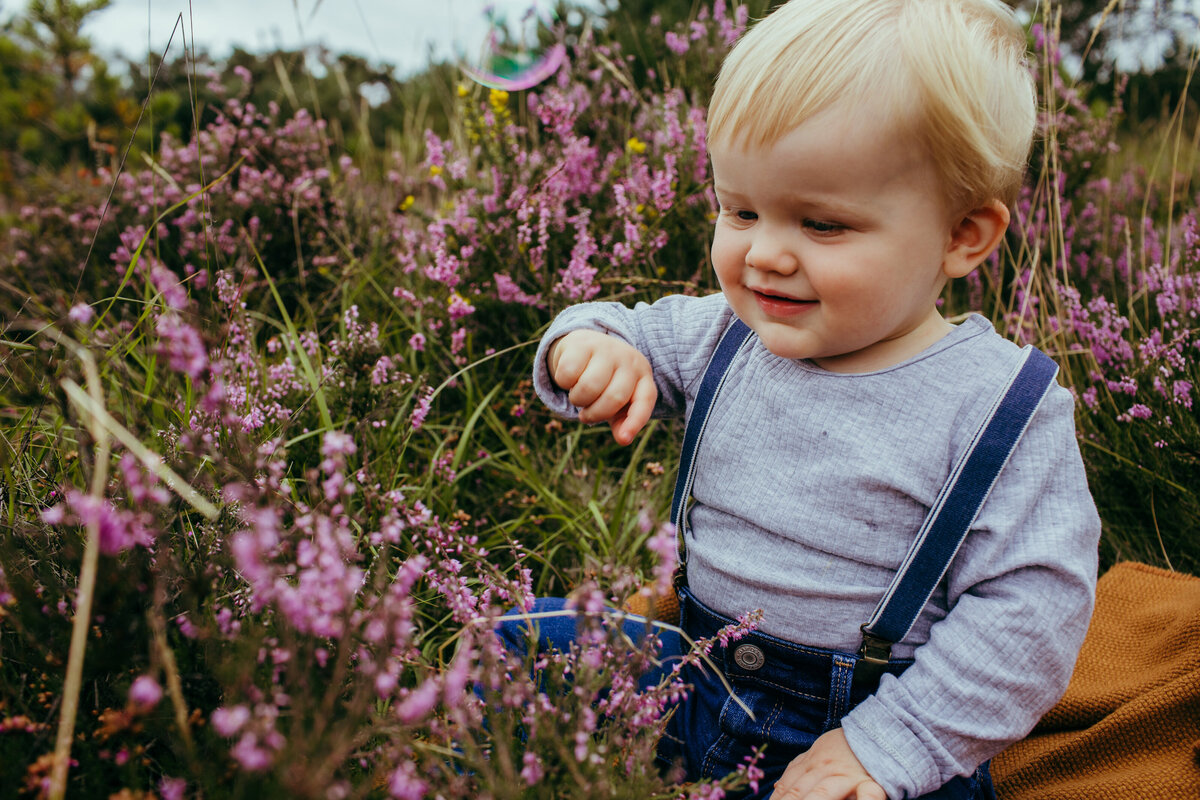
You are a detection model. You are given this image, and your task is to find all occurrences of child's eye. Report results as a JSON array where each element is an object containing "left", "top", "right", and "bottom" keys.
[
  {"left": 735, "top": 210, "right": 758, "bottom": 222},
  {"left": 804, "top": 219, "right": 843, "bottom": 234}
]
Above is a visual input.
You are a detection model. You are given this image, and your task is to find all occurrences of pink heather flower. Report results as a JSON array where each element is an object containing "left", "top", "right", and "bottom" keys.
[
  {"left": 211, "top": 704, "right": 251, "bottom": 737},
  {"left": 450, "top": 326, "right": 467, "bottom": 355},
  {"left": 646, "top": 522, "right": 678, "bottom": 598},
  {"left": 69, "top": 491, "right": 155, "bottom": 554},
  {"left": 1127, "top": 403, "right": 1153, "bottom": 420},
  {"left": 494, "top": 273, "right": 542, "bottom": 306},
  {"left": 158, "top": 778, "right": 186, "bottom": 800},
  {"left": 521, "top": 751, "right": 544, "bottom": 786},
  {"left": 371, "top": 355, "right": 394, "bottom": 386},
  {"left": 155, "top": 312, "right": 209, "bottom": 380},
  {"left": 129, "top": 675, "right": 163, "bottom": 710},
  {"left": 447, "top": 292, "right": 475, "bottom": 321},
  {"left": 664, "top": 31, "right": 690, "bottom": 55},
  {"left": 1173, "top": 381, "right": 1193, "bottom": 409},
  {"left": 68, "top": 303, "right": 94, "bottom": 324},
  {"left": 396, "top": 678, "right": 440, "bottom": 724},
  {"left": 388, "top": 761, "right": 427, "bottom": 800},
  {"left": 442, "top": 640, "right": 474, "bottom": 704},
  {"left": 321, "top": 430, "right": 357, "bottom": 459},
  {"left": 150, "top": 264, "right": 188, "bottom": 310},
  {"left": 689, "top": 783, "right": 726, "bottom": 800},
  {"left": 41, "top": 505, "right": 65, "bottom": 525},
  {"left": 408, "top": 333, "right": 426, "bottom": 352},
  {"left": 120, "top": 453, "right": 169, "bottom": 506},
  {"left": 230, "top": 732, "right": 274, "bottom": 772},
  {"left": 410, "top": 388, "right": 433, "bottom": 431},
  {"left": 375, "top": 670, "right": 398, "bottom": 697},
  {"left": 737, "top": 750, "right": 766, "bottom": 794},
  {"left": 175, "top": 614, "right": 198, "bottom": 639}
]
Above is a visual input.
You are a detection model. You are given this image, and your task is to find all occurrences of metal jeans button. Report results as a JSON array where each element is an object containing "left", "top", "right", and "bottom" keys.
[{"left": 733, "top": 643, "right": 765, "bottom": 671}]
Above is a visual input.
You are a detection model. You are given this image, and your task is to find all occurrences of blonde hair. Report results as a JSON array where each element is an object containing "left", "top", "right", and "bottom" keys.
[{"left": 707, "top": 0, "right": 1036, "bottom": 210}]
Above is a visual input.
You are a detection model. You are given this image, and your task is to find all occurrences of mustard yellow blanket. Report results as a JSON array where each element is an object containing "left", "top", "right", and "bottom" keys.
[{"left": 992, "top": 561, "right": 1200, "bottom": 799}]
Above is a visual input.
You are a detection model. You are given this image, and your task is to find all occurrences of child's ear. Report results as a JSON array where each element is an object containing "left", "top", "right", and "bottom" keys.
[{"left": 942, "top": 200, "right": 1010, "bottom": 279}]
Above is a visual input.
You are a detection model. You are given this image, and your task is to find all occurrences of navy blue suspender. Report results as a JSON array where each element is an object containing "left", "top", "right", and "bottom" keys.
[
  {"left": 670, "top": 317, "right": 756, "bottom": 566},
  {"left": 670, "top": 316, "right": 1059, "bottom": 676}
]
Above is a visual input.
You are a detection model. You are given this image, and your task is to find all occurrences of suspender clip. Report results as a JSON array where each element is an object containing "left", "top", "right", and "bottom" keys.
[{"left": 854, "top": 626, "right": 893, "bottom": 690}]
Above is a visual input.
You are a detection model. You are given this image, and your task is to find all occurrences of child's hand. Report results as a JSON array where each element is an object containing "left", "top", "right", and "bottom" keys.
[
  {"left": 770, "top": 729, "right": 887, "bottom": 800},
  {"left": 547, "top": 329, "right": 657, "bottom": 445}
]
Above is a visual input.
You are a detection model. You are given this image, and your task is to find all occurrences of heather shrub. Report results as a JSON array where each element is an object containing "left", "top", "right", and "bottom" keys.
[
  {"left": 944, "top": 19, "right": 1200, "bottom": 572},
  {"left": 0, "top": 3, "right": 765, "bottom": 798},
  {"left": 0, "top": 1, "right": 1198, "bottom": 798}
]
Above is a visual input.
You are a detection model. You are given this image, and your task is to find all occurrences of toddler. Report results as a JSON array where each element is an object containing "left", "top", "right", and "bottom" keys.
[{"left": 511, "top": 1, "right": 1101, "bottom": 797}]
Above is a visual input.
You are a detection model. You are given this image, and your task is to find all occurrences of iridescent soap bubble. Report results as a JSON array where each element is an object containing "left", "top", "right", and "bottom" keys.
[{"left": 459, "top": 2, "right": 566, "bottom": 91}]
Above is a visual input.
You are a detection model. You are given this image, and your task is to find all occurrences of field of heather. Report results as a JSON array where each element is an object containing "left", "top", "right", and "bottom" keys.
[{"left": 1, "top": 1, "right": 1197, "bottom": 797}]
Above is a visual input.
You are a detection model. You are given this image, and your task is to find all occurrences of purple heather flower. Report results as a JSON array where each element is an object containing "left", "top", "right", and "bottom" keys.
[
  {"left": 447, "top": 292, "right": 475, "bottom": 321},
  {"left": 158, "top": 778, "right": 186, "bottom": 800},
  {"left": 129, "top": 675, "right": 163, "bottom": 710},
  {"left": 1127, "top": 403, "right": 1153, "bottom": 420},
  {"left": 211, "top": 705, "right": 251, "bottom": 737},
  {"left": 410, "top": 388, "right": 433, "bottom": 431},
  {"left": 230, "top": 732, "right": 274, "bottom": 772},
  {"left": 155, "top": 312, "right": 209, "bottom": 380},
  {"left": 664, "top": 31, "right": 690, "bottom": 55},
  {"left": 1173, "top": 381, "right": 1193, "bottom": 409},
  {"left": 68, "top": 303, "right": 94, "bottom": 324},
  {"left": 520, "top": 751, "right": 544, "bottom": 786},
  {"left": 387, "top": 761, "right": 427, "bottom": 800},
  {"left": 396, "top": 678, "right": 439, "bottom": 724}
]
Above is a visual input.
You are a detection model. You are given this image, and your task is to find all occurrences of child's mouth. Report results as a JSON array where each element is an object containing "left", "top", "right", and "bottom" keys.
[{"left": 752, "top": 290, "right": 816, "bottom": 316}]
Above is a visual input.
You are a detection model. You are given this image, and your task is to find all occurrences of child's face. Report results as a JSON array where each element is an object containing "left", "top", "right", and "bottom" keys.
[{"left": 709, "top": 106, "right": 962, "bottom": 373}]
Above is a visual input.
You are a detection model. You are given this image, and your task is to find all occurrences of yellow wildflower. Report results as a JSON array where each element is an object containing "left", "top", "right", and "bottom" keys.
[{"left": 626, "top": 137, "right": 647, "bottom": 154}]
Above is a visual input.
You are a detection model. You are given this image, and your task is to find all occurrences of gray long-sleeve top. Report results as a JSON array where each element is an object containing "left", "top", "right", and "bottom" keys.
[{"left": 533, "top": 292, "right": 1101, "bottom": 798}]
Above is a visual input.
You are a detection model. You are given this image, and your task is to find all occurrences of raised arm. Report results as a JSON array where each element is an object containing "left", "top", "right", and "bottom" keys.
[{"left": 532, "top": 293, "right": 738, "bottom": 439}]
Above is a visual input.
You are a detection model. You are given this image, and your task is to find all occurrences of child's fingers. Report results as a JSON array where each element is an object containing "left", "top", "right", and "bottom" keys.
[
  {"left": 852, "top": 781, "right": 887, "bottom": 800},
  {"left": 609, "top": 375, "right": 657, "bottom": 444},
  {"left": 550, "top": 344, "right": 591, "bottom": 391},
  {"left": 770, "top": 774, "right": 885, "bottom": 800},
  {"left": 770, "top": 775, "right": 854, "bottom": 799},
  {"left": 628, "top": 374, "right": 658, "bottom": 430},
  {"left": 578, "top": 367, "right": 640, "bottom": 424},
  {"left": 565, "top": 355, "right": 618, "bottom": 410}
]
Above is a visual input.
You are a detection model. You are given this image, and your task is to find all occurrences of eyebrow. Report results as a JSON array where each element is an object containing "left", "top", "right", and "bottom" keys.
[
  {"left": 785, "top": 195, "right": 865, "bottom": 219},
  {"left": 715, "top": 185, "right": 866, "bottom": 219}
]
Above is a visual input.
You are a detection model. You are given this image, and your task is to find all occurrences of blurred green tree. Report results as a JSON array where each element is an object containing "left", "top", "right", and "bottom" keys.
[
  {"left": 1, "top": 0, "right": 123, "bottom": 190},
  {"left": 12, "top": 0, "right": 111, "bottom": 98}
]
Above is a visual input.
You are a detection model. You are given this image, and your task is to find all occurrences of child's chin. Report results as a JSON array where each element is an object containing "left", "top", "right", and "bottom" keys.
[{"left": 755, "top": 332, "right": 815, "bottom": 362}]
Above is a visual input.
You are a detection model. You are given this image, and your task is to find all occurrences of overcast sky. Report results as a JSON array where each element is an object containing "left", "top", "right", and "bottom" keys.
[
  {"left": 2, "top": 0, "right": 1196, "bottom": 75},
  {"left": 0, "top": 0, "right": 603, "bottom": 75}
]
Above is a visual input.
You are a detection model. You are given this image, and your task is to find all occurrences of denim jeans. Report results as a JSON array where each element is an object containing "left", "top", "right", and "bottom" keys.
[{"left": 495, "top": 588, "right": 995, "bottom": 800}]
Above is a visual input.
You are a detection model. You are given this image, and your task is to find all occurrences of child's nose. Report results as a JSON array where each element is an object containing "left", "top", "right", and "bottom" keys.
[{"left": 745, "top": 226, "right": 799, "bottom": 275}]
